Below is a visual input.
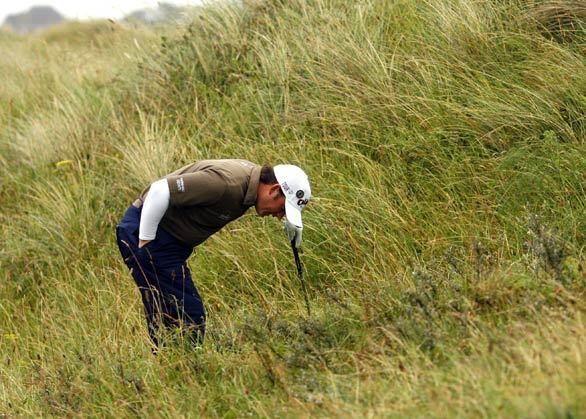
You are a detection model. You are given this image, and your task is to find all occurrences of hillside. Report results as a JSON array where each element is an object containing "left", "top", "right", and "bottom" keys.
[
  {"left": 2, "top": 6, "right": 64, "bottom": 34},
  {"left": 0, "top": 0, "right": 584, "bottom": 416}
]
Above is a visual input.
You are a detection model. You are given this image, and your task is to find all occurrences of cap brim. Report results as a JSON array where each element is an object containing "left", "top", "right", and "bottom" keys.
[{"left": 285, "top": 200, "right": 303, "bottom": 228}]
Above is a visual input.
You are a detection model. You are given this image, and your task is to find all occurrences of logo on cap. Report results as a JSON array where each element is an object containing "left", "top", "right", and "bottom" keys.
[
  {"left": 282, "top": 182, "right": 293, "bottom": 194},
  {"left": 296, "top": 190, "right": 304, "bottom": 199}
]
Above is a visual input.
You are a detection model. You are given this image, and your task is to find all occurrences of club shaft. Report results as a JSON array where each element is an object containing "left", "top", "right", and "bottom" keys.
[{"left": 292, "top": 241, "right": 311, "bottom": 316}]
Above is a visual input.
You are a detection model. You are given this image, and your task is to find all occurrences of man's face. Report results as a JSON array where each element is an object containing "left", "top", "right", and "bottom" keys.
[{"left": 255, "top": 183, "right": 286, "bottom": 220}]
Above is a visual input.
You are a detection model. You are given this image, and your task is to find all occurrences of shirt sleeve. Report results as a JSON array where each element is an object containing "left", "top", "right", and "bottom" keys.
[
  {"left": 166, "top": 170, "right": 227, "bottom": 207},
  {"left": 139, "top": 178, "right": 170, "bottom": 240}
]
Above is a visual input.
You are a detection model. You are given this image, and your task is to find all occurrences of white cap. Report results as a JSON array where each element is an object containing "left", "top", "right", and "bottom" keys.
[{"left": 274, "top": 164, "right": 311, "bottom": 228}]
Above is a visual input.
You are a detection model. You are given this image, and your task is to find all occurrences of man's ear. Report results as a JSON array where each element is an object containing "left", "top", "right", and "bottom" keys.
[{"left": 270, "top": 183, "right": 282, "bottom": 198}]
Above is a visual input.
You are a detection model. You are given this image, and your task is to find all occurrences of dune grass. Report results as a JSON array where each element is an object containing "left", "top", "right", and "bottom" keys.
[{"left": 0, "top": 0, "right": 584, "bottom": 416}]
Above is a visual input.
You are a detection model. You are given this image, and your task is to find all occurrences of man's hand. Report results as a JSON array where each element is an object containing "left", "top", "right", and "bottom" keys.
[
  {"left": 138, "top": 239, "right": 152, "bottom": 248},
  {"left": 284, "top": 220, "right": 302, "bottom": 249}
]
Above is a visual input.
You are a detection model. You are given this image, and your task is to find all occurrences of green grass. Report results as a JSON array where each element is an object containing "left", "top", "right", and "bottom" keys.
[{"left": 0, "top": 0, "right": 584, "bottom": 416}]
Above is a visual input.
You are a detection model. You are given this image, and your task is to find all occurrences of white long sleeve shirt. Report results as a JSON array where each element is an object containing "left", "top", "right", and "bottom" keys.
[{"left": 139, "top": 178, "right": 170, "bottom": 240}]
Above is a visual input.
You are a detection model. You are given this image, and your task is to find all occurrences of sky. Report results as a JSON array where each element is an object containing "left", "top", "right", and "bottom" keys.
[{"left": 1, "top": 1, "right": 204, "bottom": 24}]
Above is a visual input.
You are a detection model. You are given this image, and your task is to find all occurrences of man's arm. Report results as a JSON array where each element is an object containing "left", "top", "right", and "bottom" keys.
[{"left": 138, "top": 178, "right": 170, "bottom": 248}]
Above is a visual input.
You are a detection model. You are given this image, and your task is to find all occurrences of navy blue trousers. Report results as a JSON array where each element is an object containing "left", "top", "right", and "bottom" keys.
[{"left": 116, "top": 205, "right": 205, "bottom": 349}]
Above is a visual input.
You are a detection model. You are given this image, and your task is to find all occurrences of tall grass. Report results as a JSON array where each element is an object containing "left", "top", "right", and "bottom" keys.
[{"left": 1, "top": 0, "right": 584, "bottom": 416}]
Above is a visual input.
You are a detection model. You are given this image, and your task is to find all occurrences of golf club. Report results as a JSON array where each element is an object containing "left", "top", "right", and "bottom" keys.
[{"left": 291, "top": 239, "right": 311, "bottom": 316}]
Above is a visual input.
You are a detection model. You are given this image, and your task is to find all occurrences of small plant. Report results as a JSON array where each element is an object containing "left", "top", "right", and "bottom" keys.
[{"left": 526, "top": 214, "right": 567, "bottom": 283}]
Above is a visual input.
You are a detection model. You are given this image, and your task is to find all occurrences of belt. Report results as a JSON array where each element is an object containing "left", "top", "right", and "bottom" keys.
[{"left": 132, "top": 198, "right": 143, "bottom": 208}]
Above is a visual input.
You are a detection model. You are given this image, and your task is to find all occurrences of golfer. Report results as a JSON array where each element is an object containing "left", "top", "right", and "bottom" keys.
[{"left": 116, "top": 159, "right": 311, "bottom": 350}]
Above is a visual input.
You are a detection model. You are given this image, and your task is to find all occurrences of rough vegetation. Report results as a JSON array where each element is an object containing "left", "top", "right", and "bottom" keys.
[{"left": 0, "top": 0, "right": 584, "bottom": 416}]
